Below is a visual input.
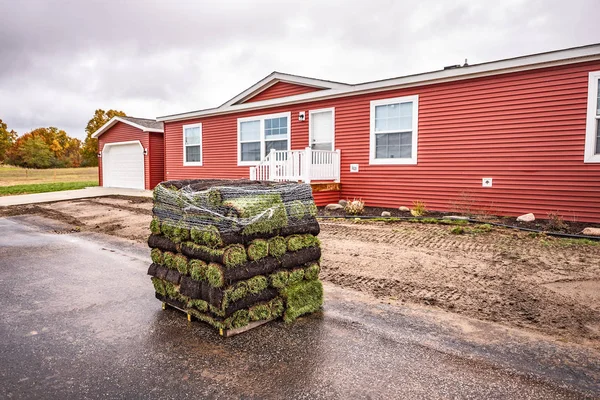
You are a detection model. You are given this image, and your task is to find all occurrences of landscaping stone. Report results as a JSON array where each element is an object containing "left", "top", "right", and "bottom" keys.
[
  {"left": 582, "top": 227, "right": 600, "bottom": 236},
  {"left": 338, "top": 199, "right": 347, "bottom": 207},
  {"left": 446, "top": 215, "right": 470, "bottom": 220},
  {"left": 399, "top": 206, "right": 410, "bottom": 212},
  {"left": 325, "top": 203, "right": 345, "bottom": 211},
  {"left": 381, "top": 211, "right": 391, "bottom": 217},
  {"left": 517, "top": 213, "right": 535, "bottom": 222}
]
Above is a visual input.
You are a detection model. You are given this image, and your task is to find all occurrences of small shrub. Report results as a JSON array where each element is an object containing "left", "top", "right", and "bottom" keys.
[
  {"left": 345, "top": 198, "right": 365, "bottom": 215},
  {"left": 410, "top": 200, "right": 428, "bottom": 217},
  {"left": 547, "top": 212, "right": 568, "bottom": 232}
]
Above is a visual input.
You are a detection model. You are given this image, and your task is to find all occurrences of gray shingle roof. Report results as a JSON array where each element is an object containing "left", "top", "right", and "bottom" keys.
[{"left": 120, "top": 116, "right": 163, "bottom": 131}]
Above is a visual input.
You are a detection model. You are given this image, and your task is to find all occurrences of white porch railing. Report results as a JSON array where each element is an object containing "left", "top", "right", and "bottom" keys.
[{"left": 250, "top": 148, "right": 340, "bottom": 183}]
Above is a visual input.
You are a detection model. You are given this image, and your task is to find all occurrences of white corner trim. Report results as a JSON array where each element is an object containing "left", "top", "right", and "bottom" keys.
[
  {"left": 584, "top": 71, "right": 600, "bottom": 163},
  {"left": 182, "top": 123, "right": 203, "bottom": 166},
  {"left": 92, "top": 116, "right": 163, "bottom": 138},
  {"left": 369, "top": 95, "right": 419, "bottom": 165},
  {"left": 308, "top": 107, "right": 336, "bottom": 150},
  {"left": 237, "top": 111, "right": 292, "bottom": 166}
]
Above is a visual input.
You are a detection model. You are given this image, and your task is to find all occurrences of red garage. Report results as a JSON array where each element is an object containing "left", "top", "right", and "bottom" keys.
[{"left": 93, "top": 116, "right": 164, "bottom": 190}]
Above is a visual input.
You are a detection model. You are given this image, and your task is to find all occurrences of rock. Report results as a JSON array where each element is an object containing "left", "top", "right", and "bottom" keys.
[
  {"left": 582, "top": 227, "right": 600, "bottom": 236},
  {"left": 325, "top": 203, "right": 344, "bottom": 211},
  {"left": 516, "top": 213, "right": 535, "bottom": 222},
  {"left": 381, "top": 211, "right": 391, "bottom": 217},
  {"left": 446, "top": 215, "right": 469, "bottom": 220},
  {"left": 399, "top": 206, "right": 410, "bottom": 212},
  {"left": 338, "top": 199, "right": 348, "bottom": 207}
]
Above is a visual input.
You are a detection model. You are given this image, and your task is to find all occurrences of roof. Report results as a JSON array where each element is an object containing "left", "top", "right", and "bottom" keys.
[
  {"left": 92, "top": 116, "right": 164, "bottom": 138},
  {"left": 157, "top": 42, "right": 600, "bottom": 122},
  {"left": 219, "top": 71, "right": 351, "bottom": 107}
]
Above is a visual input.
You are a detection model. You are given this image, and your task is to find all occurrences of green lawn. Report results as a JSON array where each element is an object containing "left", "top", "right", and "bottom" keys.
[
  {"left": 0, "top": 181, "right": 99, "bottom": 196},
  {"left": 0, "top": 165, "right": 98, "bottom": 187}
]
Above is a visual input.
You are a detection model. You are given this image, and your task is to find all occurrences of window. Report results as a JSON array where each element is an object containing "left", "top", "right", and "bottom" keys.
[
  {"left": 238, "top": 112, "right": 290, "bottom": 165},
  {"left": 370, "top": 95, "right": 418, "bottom": 165},
  {"left": 183, "top": 123, "right": 202, "bottom": 166},
  {"left": 585, "top": 71, "right": 600, "bottom": 163}
]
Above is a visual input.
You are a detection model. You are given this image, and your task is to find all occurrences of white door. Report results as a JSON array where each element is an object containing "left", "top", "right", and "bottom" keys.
[
  {"left": 102, "top": 141, "right": 144, "bottom": 189},
  {"left": 309, "top": 108, "right": 334, "bottom": 151}
]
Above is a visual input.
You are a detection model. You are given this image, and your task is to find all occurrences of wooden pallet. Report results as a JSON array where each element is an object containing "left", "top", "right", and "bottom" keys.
[{"left": 161, "top": 300, "right": 274, "bottom": 337}]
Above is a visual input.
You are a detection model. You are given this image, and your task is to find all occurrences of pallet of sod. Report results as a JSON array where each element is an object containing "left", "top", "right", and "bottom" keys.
[{"left": 147, "top": 179, "right": 324, "bottom": 336}]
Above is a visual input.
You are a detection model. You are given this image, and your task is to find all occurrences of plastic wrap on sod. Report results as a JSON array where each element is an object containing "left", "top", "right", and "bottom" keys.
[{"left": 148, "top": 179, "right": 324, "bottom": 336}]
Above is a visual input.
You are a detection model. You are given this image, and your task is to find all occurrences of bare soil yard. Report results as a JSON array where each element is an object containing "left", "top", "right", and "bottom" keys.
[{"left": 2, "top": 196, "right": 599, "bottom": 349}]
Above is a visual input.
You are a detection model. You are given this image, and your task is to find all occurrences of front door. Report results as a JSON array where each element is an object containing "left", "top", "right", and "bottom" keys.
[{"left": 309, "top": 108, "right": 334, "bottom": 151}]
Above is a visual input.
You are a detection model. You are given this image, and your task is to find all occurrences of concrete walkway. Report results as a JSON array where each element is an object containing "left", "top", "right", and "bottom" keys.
[{"left": 0, "top": 186, "right": 152, "bottom": 207}]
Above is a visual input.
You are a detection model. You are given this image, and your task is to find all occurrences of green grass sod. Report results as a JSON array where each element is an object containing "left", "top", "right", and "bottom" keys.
[{"left": 280, "top": 279, "right": 324, "bottom": 323}]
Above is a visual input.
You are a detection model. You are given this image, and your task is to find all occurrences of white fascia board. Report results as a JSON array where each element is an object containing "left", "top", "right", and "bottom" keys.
[
  {"left": 92, "top": 117, "right": 163, "bottom": 138},
  {"left": 157, "top": 44, "right": 600, "bottom": 123},
  {"left": 219, "top": 72, "right": 351, "bottom": 108}
]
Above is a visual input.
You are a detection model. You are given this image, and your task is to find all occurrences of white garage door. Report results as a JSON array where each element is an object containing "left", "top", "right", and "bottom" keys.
[{"left": 102, "top": 141, "right": 145, "bottom": 189}]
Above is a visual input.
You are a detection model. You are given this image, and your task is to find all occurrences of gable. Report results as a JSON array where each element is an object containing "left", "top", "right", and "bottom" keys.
[{"left": 239, "top": 81, "right": 324, "bottom": 104}]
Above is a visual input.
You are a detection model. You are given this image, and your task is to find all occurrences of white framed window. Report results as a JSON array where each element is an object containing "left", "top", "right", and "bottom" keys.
[
  {"left": 183, "top": 123, "right": 202, "bottom": 166},
  {"left": 585, "top": 71, "right": 600, "bottom": 163},
  {"left": 369, "top": 95, "right": 419, "bottom": 165},
  {"left": 237, "top": 112, "right": 291, "bottom": 165}
]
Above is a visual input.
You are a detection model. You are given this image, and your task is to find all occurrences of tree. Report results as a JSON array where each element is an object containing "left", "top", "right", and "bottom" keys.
[
  {"left": 18, "top": 136, "right": 55, "bottom": 168},
  {"left": 81, "top": 109, "right": 126, "bottom": 166},
  {"left": 7, "top": 127, "right": 83, "bottom": 168},
  {"left": 0, "top": 119, "right": 17, "bottom": 163}
]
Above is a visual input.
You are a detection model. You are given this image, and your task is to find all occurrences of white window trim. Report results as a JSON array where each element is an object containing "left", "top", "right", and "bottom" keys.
[
  {"left": 237, "top": 111, "right": 291, "bottom": 166},
  {"left": 183, "top": 123, "right": 203, "bottom": 166},
  {"left": 308, "top": 107, "right": 335, "bottom": 150},
  {"left": 584, "top": 70, "right": 600, "bottom": 163},
  {"left": 369, "top": 95, "right": 419, "bottom": 165}
]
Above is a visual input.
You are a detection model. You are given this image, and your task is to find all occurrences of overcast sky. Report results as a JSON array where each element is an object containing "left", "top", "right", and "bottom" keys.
[{"left": 1, "top": 0, "right": 598, "bottom": 140}]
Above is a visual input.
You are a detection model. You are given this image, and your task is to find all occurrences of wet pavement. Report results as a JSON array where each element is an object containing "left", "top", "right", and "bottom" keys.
[{"left": 0, "top": 216, "right": 598, "bottom": 399}]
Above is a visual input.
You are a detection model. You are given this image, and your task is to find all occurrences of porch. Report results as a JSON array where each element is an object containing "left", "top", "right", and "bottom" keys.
[
  {"left": 249, "top": 148, "right": 341, "bottom": 205},
  {"left": 249, "top": 148, "right": 341, "bottom": 183}
]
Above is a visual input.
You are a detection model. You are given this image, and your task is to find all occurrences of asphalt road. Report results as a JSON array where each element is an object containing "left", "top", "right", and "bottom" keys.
[{"left": 0, "top": 216, "right": 597, "bottom": 399}]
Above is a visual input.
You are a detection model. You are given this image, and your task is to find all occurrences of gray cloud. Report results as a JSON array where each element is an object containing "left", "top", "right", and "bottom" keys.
[{"left": 0, "top": 0, "right": 598, "bottom": 139}]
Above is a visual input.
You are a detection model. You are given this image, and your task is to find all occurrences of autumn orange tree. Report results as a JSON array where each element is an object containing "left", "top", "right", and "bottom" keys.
[
  {"left": 7, "top": 127, "right": 82, "bottom": 168},
  {"left": 0, "top": 119, "right": 17, "bottom": 163},
  {"left": 81, "top": 109, "right": 126, "bottom": 166}
]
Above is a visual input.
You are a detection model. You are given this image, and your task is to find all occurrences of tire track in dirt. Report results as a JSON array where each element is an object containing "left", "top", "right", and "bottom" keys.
[{"left": 319, "top": 220, "right": 600, "bottom": 348}]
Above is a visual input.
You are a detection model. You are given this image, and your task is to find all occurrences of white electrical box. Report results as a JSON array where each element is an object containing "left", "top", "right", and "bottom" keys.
[
  {"left": 350, "top": 164, "right": 359, "bottom": 173},
  {"left": 482, "top": 178, "right": 493, "bottom": 187}
]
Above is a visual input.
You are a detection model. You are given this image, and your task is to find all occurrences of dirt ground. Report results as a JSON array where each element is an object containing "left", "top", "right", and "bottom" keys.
[{"left": 2, "top": 196, "right": 599, "bottom": 349}]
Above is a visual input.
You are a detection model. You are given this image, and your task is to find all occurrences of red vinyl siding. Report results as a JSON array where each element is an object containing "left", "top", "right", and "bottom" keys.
[
  {"left": 242, "top": 81, "right": 322, "bottom": 103},
  {"left": 149, "top": 132, "right": 165, "bottom": 188},
  {"left": 98, "top": 122, "right": 151, "bottom": 189},
  {"left": 313, "top": 190, "right": 341, "bottom": 206},
  {"left": 164, "top": 60, "right": 600, "bottom": 222}
]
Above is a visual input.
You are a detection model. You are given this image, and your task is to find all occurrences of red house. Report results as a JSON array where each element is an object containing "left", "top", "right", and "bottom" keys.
[
  {"left": 148, "top": 44, "right": 600, "bottom": 222},
  {"left": 93, "top": 116, "right": 164, "bottom": 190}
]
